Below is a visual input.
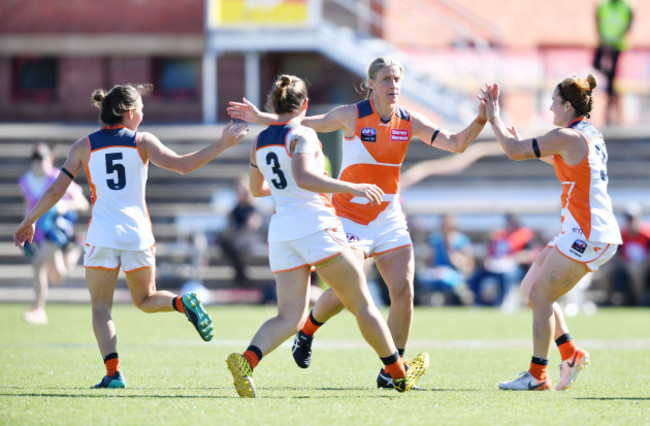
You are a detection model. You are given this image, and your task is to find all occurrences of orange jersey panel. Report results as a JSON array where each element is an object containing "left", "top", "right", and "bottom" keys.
[
  {"left": 352, "top": 99, "right": 412, "bottom": 165},
  {"left": 332, "top": 100, "right": 412, "bottom": 225}
]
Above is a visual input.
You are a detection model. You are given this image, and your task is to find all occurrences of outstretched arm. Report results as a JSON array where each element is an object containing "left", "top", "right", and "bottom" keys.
[
  {"left": 143, "top": 122, "right": 249, "bottom": 174},
  {"left": 228, "top": 98, "right": 356, "bottom": 136},
  {"left": 227, "top": 98, "right": 277, "bottom": 125},
  {"left": 481, "top": 83, "right": 578, "bottom": 163},
  {"left": 412, "top": 92, "right": 488, "bottom": 153}
]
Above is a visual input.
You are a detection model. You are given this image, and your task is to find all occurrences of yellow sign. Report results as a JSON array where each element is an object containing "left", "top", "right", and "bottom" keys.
[{"left": 210, "top": 0, "right": 309, "bottom": 28}]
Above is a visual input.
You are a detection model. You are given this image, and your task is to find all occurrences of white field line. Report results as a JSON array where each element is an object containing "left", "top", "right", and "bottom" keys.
[
  {"left": 6, "top": 338, "right": 650, "bottom": 350},
  {"left": 165, "top": 338, "right": 650, "bottom": 350}
]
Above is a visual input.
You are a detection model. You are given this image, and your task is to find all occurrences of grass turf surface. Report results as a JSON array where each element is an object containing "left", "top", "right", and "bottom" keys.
[{"left": 1, "top": 303, "right": 648, "bottom": 425}]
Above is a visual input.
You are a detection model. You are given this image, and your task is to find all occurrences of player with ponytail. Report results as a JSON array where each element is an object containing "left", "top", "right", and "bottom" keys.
[{"left": 481, "top": 75, "right": 622, "bottom": 391}]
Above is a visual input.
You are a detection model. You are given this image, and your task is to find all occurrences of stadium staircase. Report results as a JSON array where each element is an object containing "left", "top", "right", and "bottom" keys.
[{"left": 208, "top": 0, "right": 499, "bottom": 126}]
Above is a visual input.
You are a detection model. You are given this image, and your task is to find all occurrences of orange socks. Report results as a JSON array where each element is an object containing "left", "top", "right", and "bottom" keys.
[
  {"left": 380, "top": 352, "right": 406, "bottom": 379},
  {"left": 172, "top": 296, "right": 185, "bottom": 314},
  {"left": 529, "top": 356, "right": 548, "bottom": 381},
  {"left": 384, "top": 360, "right": 407, "bottom": 379},
  {"left": 243, "top": 345, "right": 263, "bottom": 371},
  {"left": 556, "top": 333, "right": 577, "bottom": 361},
  {"left": 103, "top": 353, "right": 120, "bottom": 376},
  {"left": 302, "top": 311, "right": 324, "bottom": 336}
]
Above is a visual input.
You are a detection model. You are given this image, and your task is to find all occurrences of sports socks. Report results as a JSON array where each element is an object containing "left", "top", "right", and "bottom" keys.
[
  {"left": 555, "top": 333, "right": 577, "bottom": 361},
  {"left": 172, "top": 296, "right": 185, "bottom": 314},
  {"left": 103, "top": 352, "right": 120, "bottom": 376},
  {"left": 243, "top": 345, "right": 263, "bottom": 371},
  {"left": 380, "top": 351, "right": 406, "bottom": 379},
  {"left": 381, "top": 349, "right": 405, "bottom": 375},
  {"left": 529, "top": 356, "right": 548, "bottom": 380},
  {"left": 301, "top": 311, "right": 324, "bottom": 336}
]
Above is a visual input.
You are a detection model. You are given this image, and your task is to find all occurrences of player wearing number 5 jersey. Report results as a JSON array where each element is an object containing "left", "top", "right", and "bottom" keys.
[
  {"left": 85, "top": 126, "right": 155, "bottom": 251},
  {"left": 14, "top": 83, "right": 249, "bottom": 389},
  {"left": 481, "top": 74, "right": 622, "bottom": 391},
  {"left": 225, "top": 74, "right": 429, "bottom": 398}
]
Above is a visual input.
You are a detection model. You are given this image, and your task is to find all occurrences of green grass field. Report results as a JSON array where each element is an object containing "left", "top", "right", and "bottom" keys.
[{"left": 1, "top": 303, "right": 648, "bottom": 425}]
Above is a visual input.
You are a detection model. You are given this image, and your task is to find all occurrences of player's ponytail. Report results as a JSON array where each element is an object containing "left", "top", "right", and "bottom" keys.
[
  {"left": 91, "top": 83, "right": 152, "bottom": 126},
  {"left": 557, "top": 74, "right": 597, "bottom": 119},
  {"left": 266, "top": 74, "right": 308, "bottom": 114}
]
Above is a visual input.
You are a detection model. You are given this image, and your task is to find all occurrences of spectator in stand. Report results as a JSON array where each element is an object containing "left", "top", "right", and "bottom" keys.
[
  {"left": 217, "top": 174, "right": 264, "bottom": 287},
  {"left": 416, "top": 213, "right": 475, "bottom": 306},
  {"left": 19, "top": 143, "right": 89, "bottom": 324},
  {"left": 607, "top": 202, "right": 649, "bottom": 306},
  {"left": 469, "top": 213, "right": 537, "bottom": 308},
  {"left": 593, "top": 0, "right": 633, "bottom": 124}
]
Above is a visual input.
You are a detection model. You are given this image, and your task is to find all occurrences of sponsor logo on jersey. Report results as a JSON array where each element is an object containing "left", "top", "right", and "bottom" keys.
[
  {"left": 571, "top": 239, "right": 587, "bottom": 255},
  {"left": 390, "top": 129, "right": 409, "bottom": 142},
  {"left": 360, "top": 127, "right": 377, "bottom": 142}
]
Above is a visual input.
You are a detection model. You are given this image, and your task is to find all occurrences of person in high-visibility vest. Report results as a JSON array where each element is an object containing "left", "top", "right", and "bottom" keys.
[{"left": 593, "top": 0, "right": 633, "bottom": 124}]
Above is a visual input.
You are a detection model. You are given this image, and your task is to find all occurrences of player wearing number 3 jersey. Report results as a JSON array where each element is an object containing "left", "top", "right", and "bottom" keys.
[
  {"left": 225, "top": 74, "right": 429, "bottom": 398},
  {"left": 481, "top": 74, "right": 622, "bottom": 391},
  {"left": 228, "top": 56, "right": 487, "bottom": 387},
  {"left": 14, "top": 83, "right": 249, "bottom": 389}
]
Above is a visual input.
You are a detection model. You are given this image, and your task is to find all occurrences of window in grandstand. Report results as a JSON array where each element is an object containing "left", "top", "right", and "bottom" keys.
[
  {"left": 153, "top": 58, "right": 199, "bottom": 100},
  {"left": 12, "top": 57, "right": 58, "bottom": 102}
]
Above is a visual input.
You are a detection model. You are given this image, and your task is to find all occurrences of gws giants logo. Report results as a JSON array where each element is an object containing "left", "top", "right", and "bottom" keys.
[{"left": 360, "top": 127, "right": 377, "bottom": 142}]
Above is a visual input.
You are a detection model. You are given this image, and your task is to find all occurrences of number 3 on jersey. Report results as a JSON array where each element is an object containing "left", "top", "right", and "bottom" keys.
[
  {"left": 105, "top": 152, "right": 126, "bottom": 190},
  {"left": 266, "top": 152, "right": 287, "bottom": 189}
]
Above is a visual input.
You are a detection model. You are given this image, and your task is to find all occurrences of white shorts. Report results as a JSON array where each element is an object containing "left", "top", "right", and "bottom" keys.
[
  {"left": 339, "top": 217, "right": 412, "bottom": 258},
  {"left": 548, "top": 231, "right": 618, "bottom": 272},
  {"left": 268, "top": 227, "right": 348, "bottom": 273},
  {"left": 84, "top": 244, "right": 156, "bottom": 272}
]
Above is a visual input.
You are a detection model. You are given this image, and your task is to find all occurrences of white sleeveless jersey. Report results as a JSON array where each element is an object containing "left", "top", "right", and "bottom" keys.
[
  {"left": 255, "top": 123, "right": 340, "bottom": 242},
  {"left": 84, "top": 126, "right": 155, "bottom": 250},
  {"left": 553, "top": 119, "right": 622, "bottom": 244}
]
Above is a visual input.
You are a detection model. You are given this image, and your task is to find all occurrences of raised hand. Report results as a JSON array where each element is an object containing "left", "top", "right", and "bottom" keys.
[
  {"left": 220, "top": 121, "right": 250, "bottom": 147},
  {"left": 477, "top": 90, "right": 488, "bottom": 123},
  {"left": 481, "top": 83, "right": 501, "bottom": 121},
  {"left": 227, "top": 98, "right": 261, "bottom": 123}
]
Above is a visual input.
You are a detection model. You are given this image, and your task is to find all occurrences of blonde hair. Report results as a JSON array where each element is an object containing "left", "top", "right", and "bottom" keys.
[
  {"left": 359, "top": 56, "right": 404, "bottom": 99},
  {"left": 91, "top": 83, "right": 153, "bottom": 125},
  {"left": 557, "top": 74, "right": 598, "bottom": 118},
  {"left": 265, "top": 74, "right": 308, "bottom": 114}
]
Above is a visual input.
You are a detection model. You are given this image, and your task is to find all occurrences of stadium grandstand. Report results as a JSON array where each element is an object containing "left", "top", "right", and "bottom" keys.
[{"left": 0, "top": 0, "right": 648, "bottom": 304}]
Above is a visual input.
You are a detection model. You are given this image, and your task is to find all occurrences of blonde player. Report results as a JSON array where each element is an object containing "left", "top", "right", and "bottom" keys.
[
  {"left": 228, "top": 56, "right": 486, "bottom": 387},
  {"left": 14, "top": 83, "right": 249, "bottom": 388},
  {"left": 225, "top": 74, "right": 429, "bottom": 398},
  {"left": 481, "top": 75, "right": 622, "bottom": 391}
]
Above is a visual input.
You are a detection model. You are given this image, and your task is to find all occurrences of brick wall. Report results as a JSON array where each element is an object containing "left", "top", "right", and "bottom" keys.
[{"left": 0, "top": 0, "right": 203, "bottom": 34}]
